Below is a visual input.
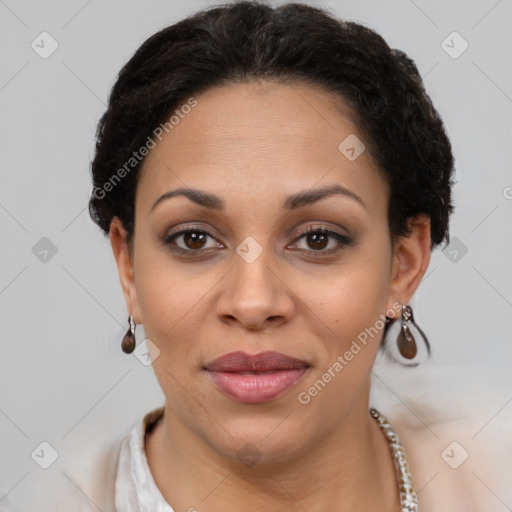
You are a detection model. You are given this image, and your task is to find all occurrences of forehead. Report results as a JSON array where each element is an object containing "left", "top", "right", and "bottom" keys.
[{"left": 136, "top": 80, "right": 388, "bottom": 216}]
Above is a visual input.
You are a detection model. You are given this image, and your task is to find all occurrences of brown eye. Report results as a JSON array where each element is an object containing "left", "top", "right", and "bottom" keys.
[
  {"left": 292, "top": 227, "right": 353, "bottom": 254},
  {"left": 304, "top": 232, "right": 329, "bottom": 250},
  {"left": 164, "top": 229, "right": 221, "bottom": 251},
  {"left": 181, "top": 231, "right": 208, "bottom": 249}
]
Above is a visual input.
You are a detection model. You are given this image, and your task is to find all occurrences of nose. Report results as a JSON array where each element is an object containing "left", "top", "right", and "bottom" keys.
[{"left": 215, "top": 246, "right": 296, "bottom": 331}]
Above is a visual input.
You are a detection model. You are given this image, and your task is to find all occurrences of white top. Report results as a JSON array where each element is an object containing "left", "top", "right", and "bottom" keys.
[{"left": 114, "top": 405, "right": 172, "bottom": 512}]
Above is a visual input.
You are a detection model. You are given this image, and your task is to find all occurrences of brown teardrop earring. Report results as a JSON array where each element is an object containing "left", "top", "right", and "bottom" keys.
[
  {"left": 121, "top": 315, "right": 136, "bottom": 354},
  {"left": 397, "top": 305, "right": 417, "bottom": 359},
  {"left": 382, "top": 303, "right": 431, "bottom": 366},
  {"left": 396, "top": 304, "right": 431, "bottom": 361}
]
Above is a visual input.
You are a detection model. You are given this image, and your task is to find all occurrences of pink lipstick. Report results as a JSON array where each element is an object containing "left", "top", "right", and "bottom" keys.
[{"left": 205, "top": 350, "right": 309, "bottom": 403}]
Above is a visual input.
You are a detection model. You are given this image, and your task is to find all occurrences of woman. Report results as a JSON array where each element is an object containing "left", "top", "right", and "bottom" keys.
[{"left": 88, "top": 1, "right": 457, "bottom": 511}]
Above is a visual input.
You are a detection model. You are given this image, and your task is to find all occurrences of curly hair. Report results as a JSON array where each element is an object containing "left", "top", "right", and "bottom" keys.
[{"left": 89, "top": 0, "right": 456, "bottom": 252}]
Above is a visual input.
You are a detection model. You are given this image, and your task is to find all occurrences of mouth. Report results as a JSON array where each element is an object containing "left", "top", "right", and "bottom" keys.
[{"left": 204, "top": 350, "right": 310, "bottom": 404}]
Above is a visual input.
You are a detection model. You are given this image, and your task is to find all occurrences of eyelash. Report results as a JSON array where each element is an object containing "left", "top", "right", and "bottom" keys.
[{"left": 163, "top": 224, "right": 352, "bottom": 257}]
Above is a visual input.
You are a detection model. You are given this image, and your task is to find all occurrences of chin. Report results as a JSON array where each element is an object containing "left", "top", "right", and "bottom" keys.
[{"left": 204, "top": 414, "right": 313, "bottom": 467}]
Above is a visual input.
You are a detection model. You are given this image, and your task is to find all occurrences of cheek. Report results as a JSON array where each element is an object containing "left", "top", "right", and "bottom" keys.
[
  {"left": 292, "top": 262, "right": 390, "bottom": 420},
  {"left": 300, "top": 257, "right": 390, "bottom": 345},
  {"left": 133, "top": 246, "right": 202, "bottom": 349},
  {"left": 134, "top": 258, "right": 211, "bottom": 406}
]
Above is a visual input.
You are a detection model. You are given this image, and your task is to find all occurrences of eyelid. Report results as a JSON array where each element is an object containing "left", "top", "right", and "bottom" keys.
[
  {"left": 163, "top": 224, "right": 223, "bottom": 249},
  {"left": 294, "top": 223, "right": 350, "bottom": 239},
  {"left": 163, "top": 222, "right": 353, "bottom": 255},
  {"left": 289, "top": 225, "right": 353, "bottom": 254}
]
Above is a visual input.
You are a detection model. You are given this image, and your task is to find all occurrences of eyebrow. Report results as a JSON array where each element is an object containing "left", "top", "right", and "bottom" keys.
[{"left": 150, "top": 184, "right": 367, "bottom": 213}]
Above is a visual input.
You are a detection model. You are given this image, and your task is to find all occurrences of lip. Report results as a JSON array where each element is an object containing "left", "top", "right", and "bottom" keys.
[{"left": 205, "top": 351, "right": 310, "bottom": 404}]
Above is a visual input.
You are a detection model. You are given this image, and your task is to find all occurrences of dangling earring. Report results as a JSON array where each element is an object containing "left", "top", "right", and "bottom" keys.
[
  {"left": 121, "top": 315, "right": 136, "bottom": 354},
  {"left": 397, "top": 305, "right": 418, "bottom": 359},
  {"left": 383, "top": 304, "right": 431, "bottom": 366}
]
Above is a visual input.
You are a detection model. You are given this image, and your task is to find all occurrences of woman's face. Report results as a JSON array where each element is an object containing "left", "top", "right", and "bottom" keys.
[{"left": 111, "top": 80, "right": 429, "bottom": 464}]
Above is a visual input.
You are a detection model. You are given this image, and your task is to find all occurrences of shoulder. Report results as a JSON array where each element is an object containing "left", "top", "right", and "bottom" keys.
[
  {"left": 373, "top": 364, "right": 512, "bottom": 512},
  {"left": 3, "top": 430, "right": 125, "bottom": 512}
]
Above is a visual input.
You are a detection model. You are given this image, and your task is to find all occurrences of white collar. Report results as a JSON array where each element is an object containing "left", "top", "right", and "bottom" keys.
[{"left": 114, "top": 405, "right": 173, "bottom": 512}]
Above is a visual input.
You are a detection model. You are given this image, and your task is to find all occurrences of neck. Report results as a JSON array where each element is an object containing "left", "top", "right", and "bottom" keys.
[{"left": 145, "top": 394, "right": 400, "bottom": 512}]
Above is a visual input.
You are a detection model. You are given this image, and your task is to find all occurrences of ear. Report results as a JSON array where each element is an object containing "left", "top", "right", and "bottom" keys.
[
  {"left": 109, "top": 217, "right": 142, "bottom": 324},
  {"left": 385, "top": 214, "right": 432, "bottom": 318}
]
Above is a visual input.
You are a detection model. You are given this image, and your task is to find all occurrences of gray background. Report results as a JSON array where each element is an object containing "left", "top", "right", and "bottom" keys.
[{"left": 1, "top": 0, "right": 511, "bottom": 509}]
